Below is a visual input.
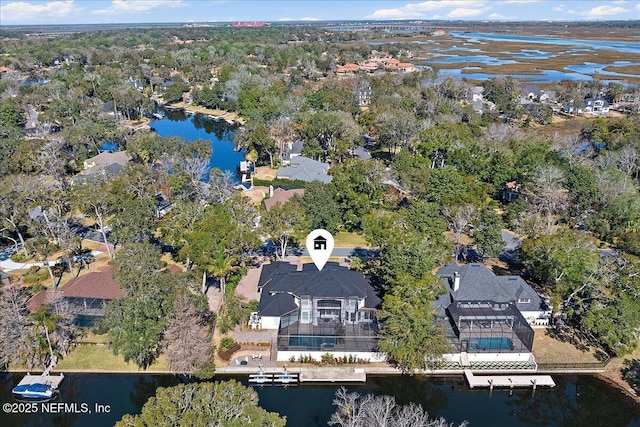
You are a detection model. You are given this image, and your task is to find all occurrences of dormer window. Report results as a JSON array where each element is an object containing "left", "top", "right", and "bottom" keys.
[{"left": 517, "top": 298, "right": 530, "bottom": 304}]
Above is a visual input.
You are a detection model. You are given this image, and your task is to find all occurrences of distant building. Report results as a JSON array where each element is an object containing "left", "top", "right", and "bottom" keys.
[
  {"left": 276, "top": 156, "right": 332, "bottom": 183},
  {"left": 583, "top": 98, "right": 610, "bottom": 115},
  {"left": 358, "top": 86, "right": 372, "bottom": 107},
  {"left": 264, "top": 187, "right": 306, "bottom": 212},
  {"left": 281, "top": 140, "right": 304, "bottom": 165},
  {"left": 83, "top": 151, "right": 131, "bottom": 172},
  {"left": 127, "top": 76, "right": 144, "bottom": 92}
]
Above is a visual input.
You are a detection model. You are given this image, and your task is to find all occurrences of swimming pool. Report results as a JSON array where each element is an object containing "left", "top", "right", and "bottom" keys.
[
  {"left": 468, "top": 337, "right": 513, "bottom": 351},
  {"left": 288, "top": 336, "right": 336, "bottom": 350}
]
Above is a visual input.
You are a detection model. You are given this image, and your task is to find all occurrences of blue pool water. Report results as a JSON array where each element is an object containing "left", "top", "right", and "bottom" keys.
[
  {"left": 289, "top": 336, "right": 336, "bottom": 350},
  {"left": 468, "top": 337, "right": 513, "bottom": 350}
]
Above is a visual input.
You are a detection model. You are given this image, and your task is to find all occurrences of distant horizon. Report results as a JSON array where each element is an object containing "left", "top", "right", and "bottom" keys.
[
  {"left": 3, "top": 18, "right": 640, "bottom": 27},
  {"left": 1, "top": 1, "right": 639, "bottom": 26}
]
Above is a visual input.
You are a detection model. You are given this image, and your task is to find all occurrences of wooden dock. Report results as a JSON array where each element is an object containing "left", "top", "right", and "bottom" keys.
[
  {"left": 464, "top": 370, "right": 555, "bottom": 389},
  {"left": 17, "top": 373, "right": 65, "bottom": 389},
  {"left": 299, "top": 368, "right": 366, "bottom": 383}
]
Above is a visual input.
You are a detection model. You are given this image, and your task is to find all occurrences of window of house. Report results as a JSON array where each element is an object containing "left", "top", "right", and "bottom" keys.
[{"left": 517, "top": 298, "right": 531, "bottom": 304}]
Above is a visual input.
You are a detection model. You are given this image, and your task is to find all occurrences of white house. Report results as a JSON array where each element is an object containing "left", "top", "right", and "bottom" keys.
[{"left": 583, "top": 98, "right": 610, "bottom": 115}]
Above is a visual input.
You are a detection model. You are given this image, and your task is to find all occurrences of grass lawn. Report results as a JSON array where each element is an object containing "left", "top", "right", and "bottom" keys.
[
  {"left": 533, "top": 329, "right": 603, "bottom": 364},
  {"left": 56, "top": 344, "right": 170, "bottom": 372},
  {"left": 333, "top": 231, "right": 369, "bottom": 248}
]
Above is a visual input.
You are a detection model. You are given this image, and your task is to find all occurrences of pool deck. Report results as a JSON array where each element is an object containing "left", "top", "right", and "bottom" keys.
[{"left": 464, "top": 369, "right": 555, "bottom": 389}]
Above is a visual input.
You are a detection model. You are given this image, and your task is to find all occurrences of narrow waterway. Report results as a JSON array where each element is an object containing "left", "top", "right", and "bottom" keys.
[{"left": 1, "top": 373, "right": 638, "bottom": 427}]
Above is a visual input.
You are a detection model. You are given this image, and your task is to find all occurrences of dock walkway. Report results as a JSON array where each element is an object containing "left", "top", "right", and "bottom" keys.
[
  {"left": 464, "top": 369, "right": 555, "bottom": 389},
  {"left": 299, "top": 367, "right": 366, "bottom": 383}
]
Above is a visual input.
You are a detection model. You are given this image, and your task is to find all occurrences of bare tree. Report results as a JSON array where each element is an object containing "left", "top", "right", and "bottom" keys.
[
  {"left": 208, "top": 168, "right": 235, "bottom": 204},
  {"left": 329, "top": 388, "right": 467, "bottom": 427},
  {"left": 523, "top": 166, "right": 570, "bottom": 234},
  {"left": 36, "top": 142, "right": 70, "bottom": 190},
  {"left": 442, "top": 204, "right": 476, "bottom": 262},
  {"left": 595, "top": 169, "right": 636, "bottom": 205},
  {"left": 180, "top": 156, "right": 210, "bottom": 201},
  {"left": 161, "top": 293, "right": 213, "bottom": 377},
  {"left": 0, "top": 286, "right": 32, "bottom": 368}
]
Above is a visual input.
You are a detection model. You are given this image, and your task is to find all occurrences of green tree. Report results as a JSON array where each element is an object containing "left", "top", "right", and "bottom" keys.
[
  {"left": 474, "top": 208, "right": 505, "bottom": 259},
  {"left": 261, "top": 199, "right": 310, "bottom": 260},
  {"left": 377, "top": 274, "right": 450, "bottom": 372},
  {"left": 115, "top": 380, "right": 286, "bottom": 427},
  {"left": 520, "top": 230, "right": 600, "bottom": 314},
  {"left": 0, "top": 100, "right": 25, "bottom": 128},
  {"left": 300, "top": 181, "right": 341, "bottom": 234},
  {"left": 29, "top": 306, "right": 61, "bottom": 369}
]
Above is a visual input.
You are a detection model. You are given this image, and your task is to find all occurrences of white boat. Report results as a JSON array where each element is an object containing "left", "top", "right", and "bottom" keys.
[{"left": 12, "top": 383, "right": 58, "bottom": 399}]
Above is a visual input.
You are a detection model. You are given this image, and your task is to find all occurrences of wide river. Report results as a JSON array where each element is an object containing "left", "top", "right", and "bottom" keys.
[{"left": 0, "top": 373, "right": 639, "bottom": 427}]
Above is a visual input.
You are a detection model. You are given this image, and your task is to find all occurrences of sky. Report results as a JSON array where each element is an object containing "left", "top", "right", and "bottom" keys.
[{"left": 1, "top": 0, "right": 639, "bottom": 25}]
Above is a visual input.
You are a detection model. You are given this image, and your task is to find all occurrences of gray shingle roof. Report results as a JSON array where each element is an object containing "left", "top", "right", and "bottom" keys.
[
  {"left": 257, "top": 262, "right": 380, "bottom": 317},
  {"left": 436, "top": 262, "right": 545, "bottom": 312},
  {"left": 276, "top": 156, "right": 332, "bottom": 183}
]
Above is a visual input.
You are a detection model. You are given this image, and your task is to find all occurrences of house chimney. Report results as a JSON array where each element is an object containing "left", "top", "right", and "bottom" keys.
[
  {"left": 269, "top": 185, "right": 274, "bottom": 198},
  {"left": 453, "top": 272, "right": 460, "bottom": 292}
]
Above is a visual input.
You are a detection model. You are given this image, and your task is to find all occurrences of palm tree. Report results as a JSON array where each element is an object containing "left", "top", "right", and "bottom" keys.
[
  {"left": 208, "top": 253, "right": 238, "bottom": 303},
  {"left": 29, "top": 307, "right": 61, "bottom": 369}
]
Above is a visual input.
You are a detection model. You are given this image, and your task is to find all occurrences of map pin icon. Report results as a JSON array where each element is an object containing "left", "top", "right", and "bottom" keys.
[{"left": 306, "top": 229, "right": 334, "bottom": 271}]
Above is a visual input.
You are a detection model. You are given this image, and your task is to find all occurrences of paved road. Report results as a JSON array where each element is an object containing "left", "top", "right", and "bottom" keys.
[{"left": 255, "top": 244, "right": 379, "bottom": 259}]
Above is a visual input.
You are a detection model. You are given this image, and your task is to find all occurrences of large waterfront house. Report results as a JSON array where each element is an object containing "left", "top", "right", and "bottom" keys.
[
  {"left": 254, "top": 262, "right": 382, "bottom": 362},
  {"left": 434, "top": 262, "right": 551, "bottom": 370}
]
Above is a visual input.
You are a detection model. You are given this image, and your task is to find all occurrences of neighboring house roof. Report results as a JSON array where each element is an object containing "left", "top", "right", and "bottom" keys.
[
  {"left": 276, "top": 156, "right": 332, "bottom": 183},
  {"left": 264, "top": 188, "right": 305, "bottom": 211},
  {"left": 61, "top": 266, "right": 124, "bottom": 300},
  {"left": 26, "top": 266, "right": 123, "bottom": 313},
  {"left": 79, "top": 162, "right": 126, "bottom": 178},
  {"left": 353, "top": 146, "right": 371, "bottom": 160},
  {"left": 83, "top": 151, "right": 131, "bottom": 171},
  {"left": 521, "top": 84, "right": 542, "bottom": 98},
  {"left": 436, "top": 262, "right": 545, "bottom": 313},
  {"left": 257, "top": 262, "right": 380, "bottom": 317}
]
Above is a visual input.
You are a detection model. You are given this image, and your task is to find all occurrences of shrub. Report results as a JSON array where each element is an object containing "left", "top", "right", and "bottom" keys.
[
  {"left": 321, "top": 352, "right": 335, "bottom": 365},
  {"left": 10, "top": 251, "right": 28, "bottom": 262},
  {"left": 220, "top": 336, "right": 235, "bottom": 349}
]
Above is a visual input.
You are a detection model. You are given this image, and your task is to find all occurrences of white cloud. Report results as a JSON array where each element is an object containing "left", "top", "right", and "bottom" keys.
[
  {"left": 278, "top": 17, "right": 292, "bottom": 21},
  {"left": 448, "top": 7, "right": 486, "bottom": 18},
  {"left": 0, "top": 0, "right": 77, "bottom": 22},
  {"left": 636, "top": 3, "right": 640, "bottom": 10},
  {"left": 93, "top": 0, "right": 184, "bottom": 15},
  {"left": 582, "top": 5, "right": 628, "bottom": 17},
  {"left": 552, "top": 4, "right": 564, "bottom": 12},
  {"left": 300, "top": 17, "right": 319, "bottom": 21},
  {"left": 488, "top": 13, "right": 514, "bottom": 20},
  {"left": 368, "top": 1, "right": 486, "bottom": 19}
]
